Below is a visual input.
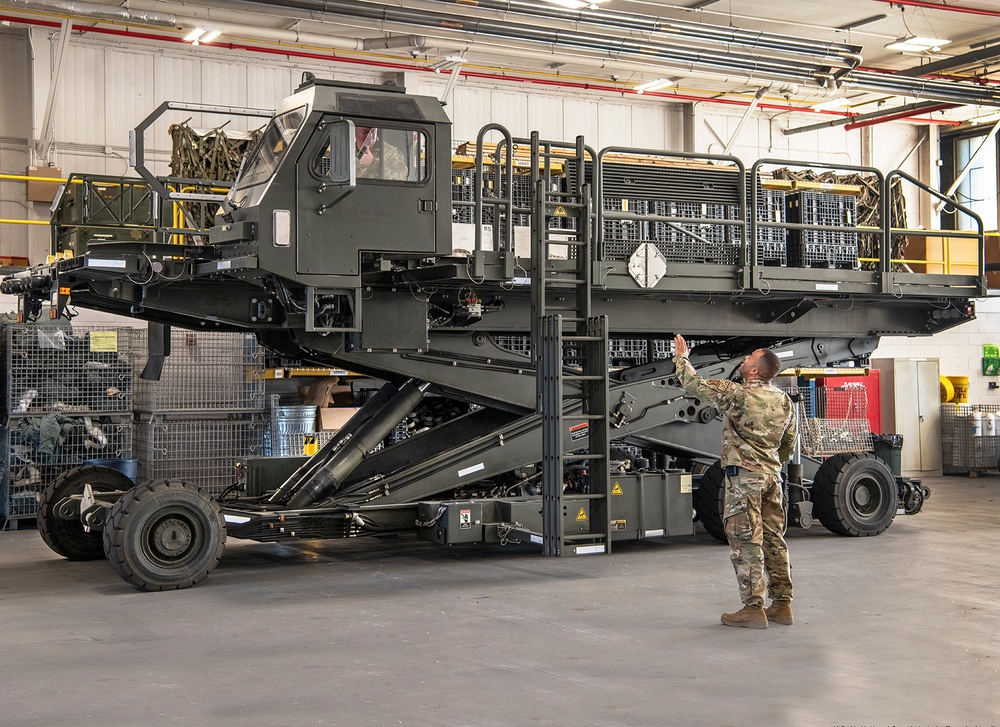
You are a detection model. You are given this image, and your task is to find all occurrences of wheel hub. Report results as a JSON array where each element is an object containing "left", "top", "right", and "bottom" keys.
[
  {"left": 853, "top": 485, "right": 872, "bottom": 508},
  {"left": 151, "top": 517, "right": 193, "bottom": 557}
]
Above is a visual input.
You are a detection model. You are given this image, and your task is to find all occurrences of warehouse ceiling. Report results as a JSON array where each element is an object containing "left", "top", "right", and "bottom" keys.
[{"left": 4, "top": 0, "right": 1000, "bottom": 125}]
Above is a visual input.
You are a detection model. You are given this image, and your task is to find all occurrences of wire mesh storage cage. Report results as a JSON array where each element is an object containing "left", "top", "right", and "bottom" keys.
[
  {"left": 789, "top": 383, "right": 874, "bottom": 456},
  {"left": 133, "top": 414, "right": 267, "bottom": 495},
  {"left": 131, "top": 330, "right": 265, "bottom": 413},
  {"left": 2, "top": 324, "right": 134, "bottom": 415},
  {"left": 2, "top": 417, "right": 133, "bottom": 520},
  {"left": 941, "top": 403, "right": 1000, "bottom": 472},
  {"left": 1, "top": 324, "right": 135, "bottom": 521}
]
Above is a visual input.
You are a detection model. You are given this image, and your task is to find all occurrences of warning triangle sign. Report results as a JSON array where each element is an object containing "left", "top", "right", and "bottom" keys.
[
  {"left": 576, "top": 507, "right": 588, "bottom": 521},
  {"left": 611, "top": 482, "right": 623, "bottom": 495}
]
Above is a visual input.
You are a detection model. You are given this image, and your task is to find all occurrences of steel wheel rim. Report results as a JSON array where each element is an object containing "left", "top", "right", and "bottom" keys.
[
  {"left": 139, "top": 507, "right": 205, "bottom": 569},
  {"left": 847, "top": 474, "right": 884, "bottom": 521}
]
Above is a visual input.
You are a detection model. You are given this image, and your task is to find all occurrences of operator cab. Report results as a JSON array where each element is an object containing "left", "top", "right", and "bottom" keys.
[{"left": 220, "top": 77, "right": 453, "bottom": 282}]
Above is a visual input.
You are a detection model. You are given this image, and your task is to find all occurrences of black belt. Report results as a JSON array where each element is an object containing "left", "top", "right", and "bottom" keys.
[{"left": 724, "top": 465, "right": 746, "bottom": 476}]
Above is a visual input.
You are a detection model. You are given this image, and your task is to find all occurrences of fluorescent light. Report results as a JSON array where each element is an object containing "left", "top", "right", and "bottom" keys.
[
  {"left": 185, "top": 25, "right": 221, "bottom": 45},
  {"left": 431, "top": 56, "right": 465, "bottom": 73},
  {"left": 885, "top": 36, "right": 951, "bottom": 52},
  {"left": 634, "top": 78, "right": 674, "bottom": 94},
  {"left": 541, "top": 0, "right": 607, "bottom": 9},
  {"left": 812, "top": 98, "right": 850, "bottom": 112}
]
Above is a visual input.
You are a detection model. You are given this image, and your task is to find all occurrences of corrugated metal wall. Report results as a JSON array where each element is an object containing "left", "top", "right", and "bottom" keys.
[{"left": 0, "top": 29, "right": 34, "bottom": 261}]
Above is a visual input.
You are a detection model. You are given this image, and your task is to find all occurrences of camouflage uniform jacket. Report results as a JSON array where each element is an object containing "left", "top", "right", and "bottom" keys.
[{"left": 673, "top": 353, "right": 797, "bottom": 475}]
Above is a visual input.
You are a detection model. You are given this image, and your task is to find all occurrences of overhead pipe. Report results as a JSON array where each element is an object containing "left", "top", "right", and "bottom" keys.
[
  {"left": 783, "top": 100, "right": 949, "bottom": 135},
  {"left": 870, "top": 0, "right": 1000, "bottom": 20},
  {"left": 241, "top": 0, "right": 842, "bottom": 87},
  {"left": 895, "top": 44, "right": 1000, "bottom": 78},
  {"left": 0, "top": 11, "right": 969, "bottom": 123},
  {"left": 847, "top": 69, "right": 1000, "bottom": 107},
  {"left": 843, "top": 103, "right": 958, "bottom": 130},
  {"left": 420, "top": 0, "right": 863, "bottom": 68},
  {"left": 0, "top": 0, "right": 176, "bottom": 27}
]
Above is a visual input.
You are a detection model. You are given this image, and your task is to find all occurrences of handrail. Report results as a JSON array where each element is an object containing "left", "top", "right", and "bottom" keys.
[
  {"left": 474, "top": 123, "right": 514, "bottom": 276},
  {"left": 130, "top": 100, "right": 272, "bottom": 208},
  {"left": 598, "top": 146, "right": 746, "bottom": 270},
  {"left": 885, "top": 169, "right": 986, "bottom": 292}
]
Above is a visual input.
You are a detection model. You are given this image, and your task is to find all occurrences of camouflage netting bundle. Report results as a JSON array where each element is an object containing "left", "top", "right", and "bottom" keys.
[
  {"left": 169, "top": 121, "right": 263, "bottom": 182},
  {"left": 167, "top": 122, "right": 264, "bottom": 233},
  {"left": 772, "top": 168, "right": 908, "bottom": 271}
]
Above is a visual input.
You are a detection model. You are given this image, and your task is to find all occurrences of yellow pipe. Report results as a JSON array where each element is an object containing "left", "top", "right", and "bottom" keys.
[
  {"left": 0, "top": 218, "right": 50, "bottom": 225},
  {"left": 0, "top": 172, "right": 69, "bottom": 183}
]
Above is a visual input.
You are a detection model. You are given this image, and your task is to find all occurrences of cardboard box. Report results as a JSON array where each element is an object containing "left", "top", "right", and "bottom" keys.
[
  {"left": 318, "top": 407, "right": 360, "bottom": 431},
  {"left": 298, "top": 377, "right": 346, "bottom": 407},
  {"left": 25, "top": 166, "right": 63, "bottom": 203}
]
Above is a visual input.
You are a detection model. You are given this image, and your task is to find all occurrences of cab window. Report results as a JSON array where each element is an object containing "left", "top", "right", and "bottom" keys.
[
  {"left": 314, "top": 124, "right": 428, "bottom": 183},
  {"left": 231, "top": 106, "right": 306, "bottom": 207}
]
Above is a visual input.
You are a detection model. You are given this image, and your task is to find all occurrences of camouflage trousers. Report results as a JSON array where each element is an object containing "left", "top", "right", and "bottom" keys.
[{"left": 723, "top": 466, "right": 793, "bottom": 608}]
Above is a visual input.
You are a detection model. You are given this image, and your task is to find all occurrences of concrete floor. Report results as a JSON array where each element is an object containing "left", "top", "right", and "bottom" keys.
[{"left": 1, "top": 474, "right": 998, "bottom": 727}]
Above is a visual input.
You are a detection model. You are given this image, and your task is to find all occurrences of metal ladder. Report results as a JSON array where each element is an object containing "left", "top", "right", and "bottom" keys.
[{"left": 529, "top": 133, "right": 611, "bottom": 557}]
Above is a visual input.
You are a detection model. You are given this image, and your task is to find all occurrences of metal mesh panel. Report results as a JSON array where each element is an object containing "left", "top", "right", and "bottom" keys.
[
  {"left": 132, "top": 330, "right": 265, "bottom": 412},
  {"left": 941, "top": 403, "right": 1000, "bottom": 471},
  {"left": 4, "top": 325, "right": 134, "bottom": 415},
  {"left": 3, "top": 417, "right": 133, "bottom": 519},
  {"left": 786, "top": 385, "right": 873, "bottom": 456},
  {"left": 133, "top": 415, "right": 266, "bottom": 495}
]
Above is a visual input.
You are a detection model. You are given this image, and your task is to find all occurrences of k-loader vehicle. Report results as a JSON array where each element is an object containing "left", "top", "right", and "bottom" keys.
[{"left": 3, "top": 76, "right": 982, "bottom": 590}]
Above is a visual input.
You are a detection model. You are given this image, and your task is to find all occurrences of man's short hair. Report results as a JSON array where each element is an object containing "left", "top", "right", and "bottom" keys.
[{"left": 756, "top": 349, "right": 782, "bottom": 381}]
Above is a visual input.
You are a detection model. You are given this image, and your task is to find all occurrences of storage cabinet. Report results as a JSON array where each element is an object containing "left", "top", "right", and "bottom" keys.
[{"left": 872, "top": 358, "right": 942, "bottom": 476}]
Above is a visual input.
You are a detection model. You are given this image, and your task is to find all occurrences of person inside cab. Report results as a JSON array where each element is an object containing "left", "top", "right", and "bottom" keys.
[{"left": 354, "top": 125, "right": 409, "bottom": 181}]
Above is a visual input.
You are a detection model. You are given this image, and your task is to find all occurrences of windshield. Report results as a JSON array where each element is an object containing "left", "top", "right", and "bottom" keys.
[{"left": 230, "top": 105, "right": 306, "bottom": 208}]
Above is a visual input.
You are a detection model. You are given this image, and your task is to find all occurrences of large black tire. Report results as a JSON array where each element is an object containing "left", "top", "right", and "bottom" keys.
[
  {"left": 37, "top": 465, "right": 134, "bottom": 561},
  {"left": 812, "top": 452, "right": 898, "bottom": 537},
  {"left": 693, "top": 463, "right": 727, "bottom": 543},
  {"left": 103, "top": 480, "right": 226, "bottom": 591}
]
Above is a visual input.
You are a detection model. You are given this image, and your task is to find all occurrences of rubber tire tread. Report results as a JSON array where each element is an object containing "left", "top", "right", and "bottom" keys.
[
  {"left": 693, "top": 463, "right": 727, "bottom": 543},
  {"left": 103, "top": 479, "right": 226, "bottom": 591},
  {"left": 812, "top": 452, "right": 897, "bottom": 537},
  {"left": 37, "top": 465, "right": 134, "bottom": 560}
]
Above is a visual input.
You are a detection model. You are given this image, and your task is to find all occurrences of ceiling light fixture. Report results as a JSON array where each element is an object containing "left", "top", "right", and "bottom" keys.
[
  {"left": 540, "top": 0, "right": 606, "bottom": 10},
  {"left": 634, "top": 78, "right": 674, "bottom": 94},
  {"left": 184, "top": 25, "right": 221, "bottom": 45},
  {"left": 812, "top": 98, "right": 851, "bottom": 112},
  {"left": 885, "top": 35, "right": 951, "bottom": 53},
  {"left": 431, "top": 55, "right": 465, "bottom": 73}
]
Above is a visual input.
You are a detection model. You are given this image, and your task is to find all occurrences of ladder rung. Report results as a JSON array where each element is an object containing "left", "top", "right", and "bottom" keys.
[
  {"left": 563, "top": 533, "right": 608, "bottom": 542},
  {"left": 563, "top": 335, "right": 604, "bottom": 342},
  {"left": 564, "top": 414, "right": 606, "bottom": 421},
  {"left": 565, "top": 374, "right": 604, "bottom": 381},
  {"left": 563, "top": 453, "right": 607, "bottom": 461}
]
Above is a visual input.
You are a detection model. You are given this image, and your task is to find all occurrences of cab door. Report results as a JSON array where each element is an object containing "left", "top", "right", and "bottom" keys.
[{"left": 295, "top": 117, "right": 437, "bottom": 276}]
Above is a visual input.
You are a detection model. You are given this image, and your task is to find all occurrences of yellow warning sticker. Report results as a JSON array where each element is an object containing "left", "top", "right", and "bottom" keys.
[
  {"left": 554, "top": 205, "right": 567, "bottom": 217},
  {"left": 89, "top": 331, "right": 119, "bottom": 353},
  {"left": 576, "top": 507, "right": 588, "bottom": 521},
  {"left": 59, "top": 287, "right": 71, "bottom": 296},
  {"left": 611, "top": 482, "right": 623, "bottom": 495}
]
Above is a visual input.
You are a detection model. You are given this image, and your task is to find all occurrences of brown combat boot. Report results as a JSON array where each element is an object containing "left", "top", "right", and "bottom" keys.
[
  {"left": 721, "top": 605, "right": 768, "bottom": 629},
  {"left": 764, "top": 600, "right": 794, "bottom": 625}
]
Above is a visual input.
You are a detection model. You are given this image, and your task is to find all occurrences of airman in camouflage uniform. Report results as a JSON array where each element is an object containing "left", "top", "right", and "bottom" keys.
[{"left": 673, "top": 335, "right": 797, "bottom": 629}]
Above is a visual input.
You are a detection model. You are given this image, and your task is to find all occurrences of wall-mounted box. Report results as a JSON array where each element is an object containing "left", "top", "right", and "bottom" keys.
[{"left": 25, "top": 166, "right": 63, "bottom": 203}]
